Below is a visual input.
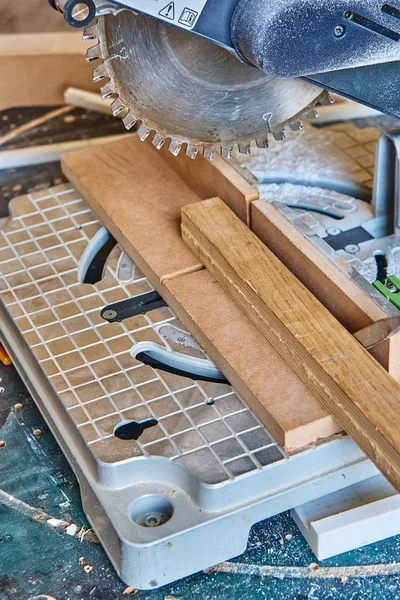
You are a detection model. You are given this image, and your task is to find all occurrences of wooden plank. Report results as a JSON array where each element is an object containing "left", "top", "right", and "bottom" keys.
[
  {"left": 251, "top": 199, "right": 400, "bottom": 380},
  {"left": 0, "top": 33, "right": 97, "bottom": 111},
  {"left": 160, "top": 148, "right": 259, "bottom": 225},
  {"left": 182, "top": 197, "right": 400, "bottom": 491},
  {"left": 61, "top": 136, "right": 204, "bottom": 284},
  {"left": 163, "top": 270, "right": 341, "bottom": 451}
]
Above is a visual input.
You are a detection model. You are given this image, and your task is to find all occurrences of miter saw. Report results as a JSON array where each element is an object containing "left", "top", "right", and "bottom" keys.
[{"left": 49, "top": 0, "right": 400, "bottom": 159}]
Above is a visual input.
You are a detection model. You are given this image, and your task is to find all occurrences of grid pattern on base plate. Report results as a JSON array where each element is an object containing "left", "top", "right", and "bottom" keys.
[{"left": 0, "top": 184, "right": 287, "bottom": 484}]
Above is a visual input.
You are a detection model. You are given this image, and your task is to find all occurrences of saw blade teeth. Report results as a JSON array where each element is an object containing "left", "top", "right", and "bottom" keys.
[
  {"left": 152, "top": 133, "right": 166, "bottom": 150},
  {"left": 221, "top": 146, "right": 234, "bottom": 159},
  {"left": 306, "top": 108, "right": 320, "bottom": 119},
  {"left": 86, "top": 43, "right": 102, "bottom": 62},
  {"left": 92, "top": 64, "right": 107, "bottom": 83},
  {"left": 203, "top": 146, "right": 217, "bottom": 160},
  {"left": 272, "top": 129, "right": 287, "bottom": 141},
  {"left": 137, "top": 124, "right": 151, "bottom": 141},
  {"left": 110, "top": 98, "right": 126, "bottom": 117},
  {"left": 320, "top": 93, "right": 335, "bottom": 106},
  {"left": 168, "top": 140, "right": 182, "bottom": 156},
  {"left": 289, "top": 120, "right": 304, "bottom": 132},
  {"left": 100, "top": 82, "right": 115, "bottom": 100},
  {"left": 186, "top": 144, "right": 199, "bottom": 160},
  {"left": 238, "top": 143, "right": 251, "bottom": 155},
  {"left": 83, "top": 24, "right": 98, "bottom": 41},
  {"left": 122, "top": 112, "right": 137, "bottom": 130},
  {"left": 256, "top": 139, "right": 269, "bottom": 149}
]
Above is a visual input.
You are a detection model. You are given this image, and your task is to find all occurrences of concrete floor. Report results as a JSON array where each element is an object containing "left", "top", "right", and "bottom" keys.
[{"left": 1, "top": 0, "right": 70, "bottom": 33}]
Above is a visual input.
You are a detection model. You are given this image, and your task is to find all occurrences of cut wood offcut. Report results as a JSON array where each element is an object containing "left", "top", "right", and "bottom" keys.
[{"left": 182, "top": 197, "right": 400, "bottom": 492}]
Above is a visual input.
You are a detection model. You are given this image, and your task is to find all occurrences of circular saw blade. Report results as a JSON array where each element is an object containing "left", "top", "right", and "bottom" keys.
[{"left": 86, "top": 10, "right": 330, "bottom": 159}]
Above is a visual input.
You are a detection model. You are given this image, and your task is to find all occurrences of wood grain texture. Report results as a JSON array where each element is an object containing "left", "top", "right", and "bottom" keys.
[
  {"left": 160, "top": 148, "right": 259, "bottom": 225},
  {"left": 163, "top": 270, "right": 341, "bottom": 450},
  {"left": 62, "top": 136, "right": 204, "bottom": 284},
  {"left": 182, "top": 197, "right": 400, "bottom": 491},
  {"left": 251, "top": 199, "right": 400, "bottom": 381},
  {"left": 0, "top": 33, "right": 97, "bottom": 111},
  {"left": 62, "top": 138, "right": 341, "bottom": 449}
]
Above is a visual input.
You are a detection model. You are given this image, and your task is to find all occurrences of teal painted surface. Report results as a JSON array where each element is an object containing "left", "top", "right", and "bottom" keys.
[{"left": 1, "top": 363, "right": 400, "bottom": 600}]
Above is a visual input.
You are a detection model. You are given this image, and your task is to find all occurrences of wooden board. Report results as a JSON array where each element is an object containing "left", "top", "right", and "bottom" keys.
[
  {"left": 0, "top": 33, "right": 97, "bottom": 111},
  {"left": 62, "top": 135, "right": 204, "bottom": 284},
  {"left": 251, "top": 199, "right": 400, "bottom": 380},
  {"left": 62, "top": 138, "right": 341, "bottom": 450},
  {"left": 160, "top": 149, "right": 259, "bottom": 225},
  {"left": 61, "top": 136, "right": 259, "bottom": 280},
  {"left": 182, "top": 197, "right": 400, "bottom": 491},
  {"left": 163, "top": 270, "right": 341, "bottom": 450}
]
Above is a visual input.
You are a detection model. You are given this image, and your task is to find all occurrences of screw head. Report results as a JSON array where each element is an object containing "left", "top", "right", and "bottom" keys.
[
  {"left": 103, "top": 309, "right": 117, "bottom": 320},
  {"left": 334, "top": 24, "right": 346, "bottom": 37},
  {"left": 344, "top": 244, "right": 360, "bottom": 255}
]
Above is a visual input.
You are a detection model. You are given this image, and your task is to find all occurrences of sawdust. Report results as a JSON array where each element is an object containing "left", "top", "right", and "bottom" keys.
[
  {"left": 237, "top": 122, "right": 379, "bottom": 183},
  {"left": 206, "top": 560, "right": 400, "bottom": 579}
]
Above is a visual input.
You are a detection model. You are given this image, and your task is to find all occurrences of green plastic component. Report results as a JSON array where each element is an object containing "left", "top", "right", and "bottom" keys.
[{"left": 373, "top": 275, "right": 400, "bottom": 310}]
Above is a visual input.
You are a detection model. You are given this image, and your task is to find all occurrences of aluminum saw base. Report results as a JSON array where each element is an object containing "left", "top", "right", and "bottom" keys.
[{"left": 0, "top": 184, "right": 378, "bottom": 589}]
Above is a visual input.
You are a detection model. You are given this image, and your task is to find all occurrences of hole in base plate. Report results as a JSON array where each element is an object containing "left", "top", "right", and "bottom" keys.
[
  {"left": 114, "top": 418, "right": 158, "bottom": 441},
  {"left": 130, "top": 495, "right": 174, "bottom": 528}
]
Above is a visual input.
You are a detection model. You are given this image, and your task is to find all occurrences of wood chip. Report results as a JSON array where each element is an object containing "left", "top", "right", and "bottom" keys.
[
  {"left": 83, "top": 565, "right": 93, "bottom": 574},
  {"left": 123, "top": 587, "right": 138, "bottom": 596}
]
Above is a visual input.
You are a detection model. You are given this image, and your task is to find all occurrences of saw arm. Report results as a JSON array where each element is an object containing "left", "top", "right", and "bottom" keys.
[
  {"left": 51, "top": 0, "right": 400, "bottom": 118},
  {"left": 49, "top": 0, "right": 399, "bottom": 157}
]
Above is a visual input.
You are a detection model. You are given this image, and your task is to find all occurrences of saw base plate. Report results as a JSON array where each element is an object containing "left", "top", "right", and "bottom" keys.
[{"left": 0, "top": 183, "right": 375, "bottom": 589}]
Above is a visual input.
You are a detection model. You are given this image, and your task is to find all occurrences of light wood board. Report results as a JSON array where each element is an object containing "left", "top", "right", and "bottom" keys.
[
  {"left": 163, "top": 270, "right": 341, "bottom": 450},
  {"left": 182, "top": 197, "right": 400, "bottom": 491},
  {"left": 0, "top": 33, "right": 97, "bottom": 111}
]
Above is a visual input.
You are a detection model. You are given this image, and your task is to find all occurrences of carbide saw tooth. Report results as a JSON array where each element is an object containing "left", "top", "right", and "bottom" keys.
[
  {"left": 86, "top": 43, "right": 102, "bottom": 62},
  {"left": 289, "top": 120, "right": 304, "bottom": 131},
  {"left": 137, "top": 124, "right": 151, "bottom": 141},
  {"left": 221, "top": 146, "right": 234, "bottom": 159},
  {"left": 83, "top": 24, "right": 98, "bottom": 40},
  {"left": 306, "top": 109, "right": 320, "bottom": 119},
  {"left": 272, "top": 129, "right": 287, "bottom": 141},
  {"left": 256, "top": 139, "right": 268, "bottom": 149},
  {"left": 319, "top": 92, "right": 335, "bottom": 106},
  {"left": 186, "top": 144, "right": 199, "bottom": 159},
  {"left": 123, "top": 112, "right": 137, "bottom": 130},
  {"left": 203, "top": 146, "right": 217, "bottom": 160},
  {"left": 93, "top": 64, "right": 107, "bottom": 82},
  {"left": 168, "top": 140, "right": 182, "bottom": 156},
  {"left": 100, "top": 82, "right": 114, "bottom": 100},
  {"left": 152, "top": 133, "right": 165, "bottom": 150},
  {"left": 238, "top": 143, "right": 251, "bottom": 155},
  {"left": 110, "top": 98, "right": 126, "bottom": 116}
]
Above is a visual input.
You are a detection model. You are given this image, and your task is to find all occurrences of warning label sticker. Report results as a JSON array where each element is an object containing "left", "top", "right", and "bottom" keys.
[{"left": 122, "top": 0, "right": 208, "bottom": 29}]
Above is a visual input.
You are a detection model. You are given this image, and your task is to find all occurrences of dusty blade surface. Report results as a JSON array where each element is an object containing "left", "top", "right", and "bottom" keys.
[{"left": 87, "top": 10, "right": 329, "bottom": 158}]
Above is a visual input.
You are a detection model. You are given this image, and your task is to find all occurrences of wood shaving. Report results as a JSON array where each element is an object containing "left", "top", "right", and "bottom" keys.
[
  {"left": 83, "top": 564, "right": 93, "bottom": 574},
  {"left": 123, "top": 587, "right": 138, "bottom": 596}
]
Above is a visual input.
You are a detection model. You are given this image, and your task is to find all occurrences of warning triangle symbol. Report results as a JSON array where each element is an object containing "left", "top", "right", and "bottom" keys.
[{"left": 158, "top": 2, "right": 175, "bottom": 19}]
